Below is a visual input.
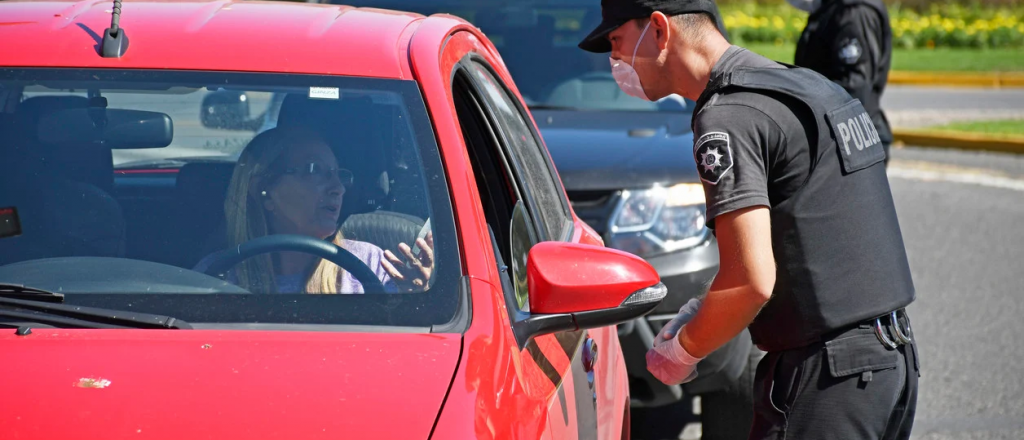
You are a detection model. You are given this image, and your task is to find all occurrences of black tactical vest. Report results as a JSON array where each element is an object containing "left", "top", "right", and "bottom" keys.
[{"left": 694, "top": 66, "right": 915, "bottom": 352}]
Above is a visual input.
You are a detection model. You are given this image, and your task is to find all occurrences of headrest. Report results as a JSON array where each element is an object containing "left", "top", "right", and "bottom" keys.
[
  {"left": 275, "top": 93, "right": 390, "bottom": 217},
  {"left": 15, "top": 96, "right": 115, "bottom": 192},
  {"left": 276, "top": 93, "right": 383, "bottom": 168}
]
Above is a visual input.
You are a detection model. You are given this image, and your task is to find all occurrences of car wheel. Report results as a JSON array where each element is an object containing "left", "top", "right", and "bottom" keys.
[{"left": 699, "top": 347, "right": 763, "bottom": 440}]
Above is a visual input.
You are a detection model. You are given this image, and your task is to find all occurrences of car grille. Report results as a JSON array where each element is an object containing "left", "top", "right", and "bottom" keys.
[{"left": 567, "top": 190, "right": 621, "bottom": 236}]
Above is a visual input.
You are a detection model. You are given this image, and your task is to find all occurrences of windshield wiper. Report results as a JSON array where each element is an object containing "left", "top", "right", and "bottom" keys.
[
  {"left": 0, "top": 283, "right": 64, "bottom": 303},
  {"left": 0, "top": 294, "right": 191, "bottom": 330}
]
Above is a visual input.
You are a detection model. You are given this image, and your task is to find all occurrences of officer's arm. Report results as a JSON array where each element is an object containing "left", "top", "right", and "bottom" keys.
[
  {"left": 684, "top": 104, "right": 777, "bottom": 358},
  {"left": 826, "top": 6, "right": 884, "bottom": 105},
  {"left": 678, "top": 205, "right": 774, "bottom": 358}
]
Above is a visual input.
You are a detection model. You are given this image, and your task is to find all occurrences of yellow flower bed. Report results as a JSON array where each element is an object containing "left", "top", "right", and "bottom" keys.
[{"left": 720, "top": 3, "right": 1024, "bottom": 49}]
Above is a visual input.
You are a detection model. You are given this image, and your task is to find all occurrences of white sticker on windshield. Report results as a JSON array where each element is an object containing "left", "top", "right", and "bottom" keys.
[{"left": 309, "top": 87, "right": 340, "bottom": 100}]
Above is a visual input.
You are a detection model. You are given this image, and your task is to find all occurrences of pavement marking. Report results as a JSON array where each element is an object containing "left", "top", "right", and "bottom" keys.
[{"left": 888, "top": 160, "right": 1024, "bottom": 192}]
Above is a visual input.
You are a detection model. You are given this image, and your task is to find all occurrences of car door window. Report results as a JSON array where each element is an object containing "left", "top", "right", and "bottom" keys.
[
  {"left": 465, "top": 62, "right": 572, "bottom": 242},
  {"left": 451, "top": 64, "right": 538, "bottom": 317},
  {"left": 509, "top": 200, "right": 538, "bottom": 312},
  {"left": 453, "top": 55, "right": 586, "bottom": 424}
]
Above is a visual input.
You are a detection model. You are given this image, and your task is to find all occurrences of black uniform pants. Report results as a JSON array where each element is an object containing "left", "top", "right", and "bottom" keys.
[{"left": 748, "top": 315, "right": 919, "bottom": 440}]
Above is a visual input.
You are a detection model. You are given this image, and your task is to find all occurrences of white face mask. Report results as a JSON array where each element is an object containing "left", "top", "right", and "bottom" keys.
[
  {"left": 786, "top": 0, "right": 822, "bottom": 13},
  {"left": 610, "top": 21, "right": 652, "bottom": 101}
]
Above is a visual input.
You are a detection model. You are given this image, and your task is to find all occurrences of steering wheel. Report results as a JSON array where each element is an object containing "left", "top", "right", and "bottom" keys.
[{"left": 200, "top": 234, "right": 386, "bottom": 294}]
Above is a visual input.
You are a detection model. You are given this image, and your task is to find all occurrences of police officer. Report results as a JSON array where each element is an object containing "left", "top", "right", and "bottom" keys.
[
  {"left": 578, "top": 1, "right": 919, "bottom": 438},
  {"left": 790, "top": 0, "right": 894, "bottom": 164}
]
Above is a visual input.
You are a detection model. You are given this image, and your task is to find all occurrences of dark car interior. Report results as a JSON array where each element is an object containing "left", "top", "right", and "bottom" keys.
[
  {"left": 0, "top": 69, "right": 465, "bottom": 326},
  {"left": 0, "top": 95, "right": 126, "bottom": 266},
  {"left": 0, "top": 89, "right": 432, "bottom": 275}
]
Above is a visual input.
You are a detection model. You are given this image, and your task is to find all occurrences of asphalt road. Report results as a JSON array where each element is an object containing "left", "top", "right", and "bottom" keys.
[
  {"left": 635, "top": 145, "right": 1024, "bottom": 440},
  {"left": 890, "top": 146, "right": 1024, "bottom": 440},
  {"left": 881, "top": 86, "right": 1024, "bottom": 128},
  {"left": 883, "top": 86, "right": 1024, "bottom": 112}
]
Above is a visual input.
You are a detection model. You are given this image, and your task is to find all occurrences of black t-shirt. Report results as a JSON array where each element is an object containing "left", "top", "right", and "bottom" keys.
[{"left": 693, "top": 46, "right": 815, "bottom": 228}]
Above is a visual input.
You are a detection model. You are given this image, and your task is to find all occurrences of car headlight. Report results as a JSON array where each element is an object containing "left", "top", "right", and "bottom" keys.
[{"left": 607, "top": 183, "right": 709, "bottom": 258}]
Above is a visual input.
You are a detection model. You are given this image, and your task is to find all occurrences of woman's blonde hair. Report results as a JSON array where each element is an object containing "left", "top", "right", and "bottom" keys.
[{"left": 224, "top": 126, "right": 345, "bottom": 294}]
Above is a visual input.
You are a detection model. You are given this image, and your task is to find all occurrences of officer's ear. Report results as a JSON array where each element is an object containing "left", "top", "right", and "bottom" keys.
[{"left": 650, "top": 11, "right": 671, "bottom": 50}]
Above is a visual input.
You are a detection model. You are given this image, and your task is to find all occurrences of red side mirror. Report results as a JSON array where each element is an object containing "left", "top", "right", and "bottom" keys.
[{"left": 527, "top": 241, "right": 663, "bottom": 315}]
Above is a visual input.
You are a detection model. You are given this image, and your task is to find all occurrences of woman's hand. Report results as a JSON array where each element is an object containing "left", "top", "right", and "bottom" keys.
[{"left": 382, "top": 231, "right": 434, "bottom": 292}]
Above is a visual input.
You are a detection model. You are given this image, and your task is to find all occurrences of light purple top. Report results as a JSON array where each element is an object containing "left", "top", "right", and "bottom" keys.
[{"left": 194, "top": 239, "right": 397, "bottom": 294}]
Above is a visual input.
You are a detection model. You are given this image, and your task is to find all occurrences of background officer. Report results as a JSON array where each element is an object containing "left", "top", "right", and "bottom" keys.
[
  {"left": 578, "top": 0, "right": 919, "bottom": 438},
  {"left": 790, "top": 0, "right": 894, "bottom": 164}
]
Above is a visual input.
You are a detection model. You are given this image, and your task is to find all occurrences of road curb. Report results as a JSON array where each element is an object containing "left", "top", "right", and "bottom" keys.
[
  {"left": 892, "top": 129, "right": 1024, "bottom": 154},
  {"left": 889, "top": 71, "right": 1024, "bottom": 88}
]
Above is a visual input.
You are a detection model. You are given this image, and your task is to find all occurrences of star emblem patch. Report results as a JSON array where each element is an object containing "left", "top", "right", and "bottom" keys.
[
  {"left": 693, "top": 132, "right": 733, "bottom": 185},
  {"left": 839, "top": 38, "right": 862, "bottom": 65}
]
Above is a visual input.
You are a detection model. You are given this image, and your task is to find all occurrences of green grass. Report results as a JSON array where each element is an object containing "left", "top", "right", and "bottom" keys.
[
  {"left": 744, "top": 43, "right": 798, "bottom": 64},
  {"left": 932, "top": 119, "right": 1024, "bottom": 136},
  {"left": 891, "top": 48, "right": 1024, "bottom": 72},
  {"left": 744, "top": 43, "right": 1024, "bottom": 72}
]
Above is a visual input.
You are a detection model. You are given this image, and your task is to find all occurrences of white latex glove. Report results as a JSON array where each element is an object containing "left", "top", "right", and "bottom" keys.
[
  {"left": 655, "top": 297, "right": 703, "bottom": 346},
  {"left": 646, "top": 331, "right": 704, "bottom": 385}
]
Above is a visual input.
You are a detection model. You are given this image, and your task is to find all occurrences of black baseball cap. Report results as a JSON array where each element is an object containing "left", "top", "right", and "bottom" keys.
[{"left": 579, "top": 0, "right": 724, "bottom": 53}]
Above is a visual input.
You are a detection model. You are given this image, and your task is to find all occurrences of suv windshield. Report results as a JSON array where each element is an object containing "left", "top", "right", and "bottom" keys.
[
  {"left": 0, "top": 68, "right": 461, "bottom": 329},
  {"left": 350, "top": 0, "right": 691, "bottom": 112}
]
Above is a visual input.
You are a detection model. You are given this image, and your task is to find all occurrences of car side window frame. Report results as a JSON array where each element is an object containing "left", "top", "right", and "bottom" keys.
[
  {"left": 463, "top": 58, "right": 574, "bottom": 243},
  {"left": 450, "top": 59, "right": 541, "bottom": 320},
  {"left": 451, "top": 45, "right": 586, "bottom": 387}
]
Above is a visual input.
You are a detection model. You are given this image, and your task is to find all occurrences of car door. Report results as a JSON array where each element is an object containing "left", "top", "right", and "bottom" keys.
[
  {"left": 455, "top": 56, "right": 623, "bottom": 440},
  {"left": 411, "top": 23, "right": 628, "bottom": 439}
]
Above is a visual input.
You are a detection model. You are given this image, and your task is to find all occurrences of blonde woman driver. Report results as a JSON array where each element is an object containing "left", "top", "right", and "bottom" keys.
[{"left": 193, "top": 126, "right": 433, "bottom": 294}]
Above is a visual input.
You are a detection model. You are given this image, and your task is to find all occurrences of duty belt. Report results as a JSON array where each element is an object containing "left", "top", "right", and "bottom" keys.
[
  {"left": 874, "top": 308, "right": 913, "bottom": 349},
  {"left": 755, "top": 308, "right": 915, "bottom": 352}
]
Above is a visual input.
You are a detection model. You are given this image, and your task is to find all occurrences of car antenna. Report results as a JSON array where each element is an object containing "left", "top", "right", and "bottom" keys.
[{"left": 100, "top": 0, "right": 129, "bottom": 58}]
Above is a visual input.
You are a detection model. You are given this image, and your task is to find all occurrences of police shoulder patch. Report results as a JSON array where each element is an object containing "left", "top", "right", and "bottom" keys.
[
  {"left": 693, "top": 131, "right": 734, "bottom": 185},
  {"left": 838, "top": 38, "right": 862, "bottom": 65}
]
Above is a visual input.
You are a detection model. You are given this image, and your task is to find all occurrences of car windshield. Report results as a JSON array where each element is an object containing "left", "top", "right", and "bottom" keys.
[
  {"left": 0, "top": 68, "right": 461, "bottom": 329},
  {"left": 348, "top": 0, "right": 691, "bottom": 112}
]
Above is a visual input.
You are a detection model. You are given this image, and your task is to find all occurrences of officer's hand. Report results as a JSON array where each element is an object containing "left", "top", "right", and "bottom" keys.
[
  {"left": 646, "top": 331, "right": 704, "bottom": 385},
  {"left": 655, "top": 298, "right": 703, "bottom": 346}
]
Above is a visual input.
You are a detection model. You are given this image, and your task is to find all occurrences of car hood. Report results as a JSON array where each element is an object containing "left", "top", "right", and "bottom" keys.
[
  {"left": 0, "top": 329, "right": 461, "bottom": 440},
  {"left": 533, "top": 110, "right": 700, "bottom": 191}
]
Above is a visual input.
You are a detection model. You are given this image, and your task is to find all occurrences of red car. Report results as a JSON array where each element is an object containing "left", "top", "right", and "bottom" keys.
[{"left": 0, "top": 1, "right": 667, "bottom": 439}]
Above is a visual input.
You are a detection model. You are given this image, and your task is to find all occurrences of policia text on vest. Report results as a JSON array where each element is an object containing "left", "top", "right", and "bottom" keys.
[
  {"left": 828, "top": 100, "right": 886, "bottom": 172},
  {"left": 834, "top": 107, "right": 882, "bottom": 156}
]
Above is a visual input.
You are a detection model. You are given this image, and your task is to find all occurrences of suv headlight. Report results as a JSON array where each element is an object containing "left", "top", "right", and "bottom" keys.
[{"left": 607, "top": 183, "right": 709, "bottom": 258}]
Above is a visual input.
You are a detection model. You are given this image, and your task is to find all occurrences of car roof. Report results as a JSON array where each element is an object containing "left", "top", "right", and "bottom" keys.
[{"left": 0, "top": 0, "right": 444, "bottom": 79}]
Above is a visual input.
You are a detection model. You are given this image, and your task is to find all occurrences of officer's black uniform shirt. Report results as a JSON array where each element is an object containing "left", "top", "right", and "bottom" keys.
[
  {"left": 693, "top": 46, "right": 916, "bottom": 351},
  {"left": 694, "top": 46, "right": 813, "bottom": 227},
  {"left": 794, "top": 0, "right": 892, "bottom": 144}
]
